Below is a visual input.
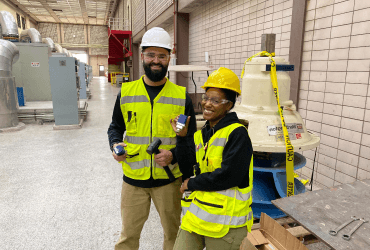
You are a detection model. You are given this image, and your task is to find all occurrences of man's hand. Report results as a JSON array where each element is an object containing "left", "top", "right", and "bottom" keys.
[
  {"left": 170, "top": 115, "right": 191, "bottom": 137},
  {"left": 154, "top": 149, "right": 173, "bottom": 166},
  {"left": 112, "top": 142, "right": 127, "bottom": 162},
  {"left": 180, "top": 178, "right": 190, "bottom": 193}
]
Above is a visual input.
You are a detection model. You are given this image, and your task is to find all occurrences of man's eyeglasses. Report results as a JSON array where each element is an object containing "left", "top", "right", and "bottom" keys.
[
  {"left": 142, "top": 52, "right": 170, "bottom": 62},
  {"left": 201, "top": 94, "right": 229, "bottom": 105}
]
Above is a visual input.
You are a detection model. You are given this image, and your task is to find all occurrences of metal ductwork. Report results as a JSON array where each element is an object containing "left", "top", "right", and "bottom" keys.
[
  {"left": 0, "top": 11, "right": 18, "bottom": 38},
  {"left": 19, "top": 28, "right": 42, "bottom": 43},
  {"left": 0, "top": 39, "right": 21, "bottom": 129},
  {"left": 42, "top": 37, "right": 56, "bottom": 52},
  {"left": 54, "top": 43, "right": 63, "bottom": 53},
  {"left": 62, "top": 48, "right": 69, "bottom": 55}
]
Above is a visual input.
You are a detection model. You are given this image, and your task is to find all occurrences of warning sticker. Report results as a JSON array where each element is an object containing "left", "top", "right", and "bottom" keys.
[
  {"left": 275, "top": 133, "right": 302, "bottom": 142},
  {"left": 31, "top": 62, "right": 40, "bottom": 67},
  {"left": 267, "top": 123, "right": 304, "bottom": 136}
]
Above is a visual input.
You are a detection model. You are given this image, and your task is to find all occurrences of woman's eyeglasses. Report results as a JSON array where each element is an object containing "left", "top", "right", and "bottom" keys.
[{"left": 201, "top": 94, "right": 229, "bottom": 105}]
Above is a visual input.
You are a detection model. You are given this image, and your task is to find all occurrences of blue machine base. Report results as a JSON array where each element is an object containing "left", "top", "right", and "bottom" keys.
[{"left": 252, "top": 152, "right": 306, "bottom": 219}]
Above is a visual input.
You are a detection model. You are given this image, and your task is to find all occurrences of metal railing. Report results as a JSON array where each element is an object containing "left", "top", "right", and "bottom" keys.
[{"left": 108, "top": 18, "right": 130, "bottom": 31}]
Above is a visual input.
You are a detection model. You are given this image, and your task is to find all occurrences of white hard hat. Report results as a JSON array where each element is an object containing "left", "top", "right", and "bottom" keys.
[{"left": 140, "top": 27, "right": 172, "bottom": 50}]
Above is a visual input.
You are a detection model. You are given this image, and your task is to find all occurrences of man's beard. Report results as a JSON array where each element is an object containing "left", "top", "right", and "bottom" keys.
[{"left": 143, "top": 61, "right": 168, "bottom": 82}]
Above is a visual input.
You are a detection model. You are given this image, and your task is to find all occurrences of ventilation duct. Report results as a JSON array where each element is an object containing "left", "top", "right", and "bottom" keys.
[
  {"left": 19, "top": 28, "right": 42, "bottom": 43},
  {"left": 42, "top": 37, "right": 56, "bottom": 52},
  {"left": 55, "top": 43, "right": 63, "bottom": 53},
  {"left": 0, "top": 39, "right": 21, "bottom": 129},
  {"left": 0, "top": 11, "right": 18, "bottom": 38}
]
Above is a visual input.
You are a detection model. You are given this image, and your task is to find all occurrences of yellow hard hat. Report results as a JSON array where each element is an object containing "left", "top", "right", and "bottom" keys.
[{"left": 202, "top": 67, "right": 241, "bottom": 95}]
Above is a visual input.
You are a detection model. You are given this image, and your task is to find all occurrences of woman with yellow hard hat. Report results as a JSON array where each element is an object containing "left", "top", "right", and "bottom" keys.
[{"left": 170, "top": 67, "right": 254, "bottom": 250}]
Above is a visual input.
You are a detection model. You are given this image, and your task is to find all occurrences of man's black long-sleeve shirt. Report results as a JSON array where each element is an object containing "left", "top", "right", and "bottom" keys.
[{"left": 107, "top": 78, "right": 197, "bottom": 188}]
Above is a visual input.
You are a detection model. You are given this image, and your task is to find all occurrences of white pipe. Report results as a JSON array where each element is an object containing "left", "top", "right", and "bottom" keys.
[
  {"left": 0, "top": 11, "right": 18, "bottom": 38},
  {"left": 19, "top": 28, "right": 42, "bottom": 43},
  {"left": 0, "top": 39, "right": 19, "bottom": 73},
  {"left": 54, "top": 43, "right": 63, "bottom": 53},
  {"left": 42, "top": 37, "right": 56, "bottom": 52}
]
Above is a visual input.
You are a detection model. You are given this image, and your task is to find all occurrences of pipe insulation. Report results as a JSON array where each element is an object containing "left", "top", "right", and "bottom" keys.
[
  {"left": 54, "top": 43, "right": 63, "bottom": 53},
  {"left": 0, "top": 11, "right": 18, "bottom": 38},
  {"left": 0, "top": 39, "right": 20, "bottom": 129},
  {"left": 19, "top": 28, "right": 42, "bottom": 43},
  {"left": 42, "top": 37, "right": 56, "bottom": 52}
]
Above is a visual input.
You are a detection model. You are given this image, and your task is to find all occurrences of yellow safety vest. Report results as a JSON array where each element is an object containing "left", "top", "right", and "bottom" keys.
[
  {"left": 120, "top": 77, "right": 185, "bottom": 180},
  {"left": 181, "top": 123, "right": 253, "bottom": 238}
]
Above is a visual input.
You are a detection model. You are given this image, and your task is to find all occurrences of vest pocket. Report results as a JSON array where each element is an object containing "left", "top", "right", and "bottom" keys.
[
  {"left": 125, "top": 144, "right": 141, "bottom": 162},
  {"left": 191, "top": 192, "right": 228, "bottom": 233},
  {"left": 125, "top": 111, "right": 137, "bottom": 134}
]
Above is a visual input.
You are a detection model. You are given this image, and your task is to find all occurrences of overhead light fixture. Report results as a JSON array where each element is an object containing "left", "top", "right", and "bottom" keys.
[{"left": 52, "top": 9, "right": 63, "bottom": 11}]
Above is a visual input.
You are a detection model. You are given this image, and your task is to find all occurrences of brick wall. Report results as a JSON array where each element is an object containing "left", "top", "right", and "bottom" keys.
[
  {"left": 296, "top": 0, "right": 370, "bottom": 187},
  {"left": 132, "top": 0, "right": 145, "bottom": 36},
  {"left": 188, "top": 0, "right": 293, "bottom": 94},
  {"left": 146, "top": 0, "right": 173, "bottom": 23}
]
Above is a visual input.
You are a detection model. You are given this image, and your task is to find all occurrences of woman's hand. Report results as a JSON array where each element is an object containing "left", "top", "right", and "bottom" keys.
[
  {"left": 180, "top": 178, "right": 190, "bottom": 193},
  {"left": 170, "top": 115, "right": 191, "bottom": 137}
]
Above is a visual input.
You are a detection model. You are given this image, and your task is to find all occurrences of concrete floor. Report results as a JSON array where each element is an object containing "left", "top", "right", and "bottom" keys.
[{"left": 0, "top": 77, "right": 163, "bottom": 250}]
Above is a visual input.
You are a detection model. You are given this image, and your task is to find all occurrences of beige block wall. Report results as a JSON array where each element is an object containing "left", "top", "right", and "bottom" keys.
[
  {"left": 187, "top": 0, "right": 293, "bottom": 95},
  {"left": 296, "top": 0, "right": 370, "bottom": 188},
  {"left": 132, "top": 0, "right": 145, "bottom": 36},
  {"left": 147, "top": 0, "right": 173, "bottom": 23}
]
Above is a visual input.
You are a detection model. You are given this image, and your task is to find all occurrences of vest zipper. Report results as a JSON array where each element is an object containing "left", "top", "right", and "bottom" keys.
[{"left": 150, "top": 102, "right": 154, "bottom": 176}]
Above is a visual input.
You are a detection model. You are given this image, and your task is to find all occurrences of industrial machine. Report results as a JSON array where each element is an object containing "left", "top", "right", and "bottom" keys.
[
  {"left": 12, "top": 28, "right": 52, "bottom": 102},
  {"left": 86, "top": 65, "right": 92, "bottom": 87},
  {"left": 233, "top": 34, "right": 320, "bottom": 218},
  {"left": 49, "top": 53, "right": 81, "bottom": 128},
  {"left": 78, "top": 61, "right": 88, "bottom": 99},
  {"left": 0, "top": 39, "right": 22, "bottom": 131},
  {"left": 195, "top": 35, "right": 320, "bottom": 219}
]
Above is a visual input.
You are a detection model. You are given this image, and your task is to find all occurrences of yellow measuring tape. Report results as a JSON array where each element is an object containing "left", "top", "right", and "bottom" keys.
[{"left": 241, "top": 51, "right": 295, "bottom": 197}]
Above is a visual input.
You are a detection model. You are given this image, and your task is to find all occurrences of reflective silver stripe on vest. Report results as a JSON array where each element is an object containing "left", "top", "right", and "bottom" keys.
[
  {"left": 126, "top": 159, "right": 150, "bottom": 170},
  {"left": 121, "top": 95, "right": 149, "bottom": 104},
  {"left": 195, "top": 143, "right": 202, "bottom": 152},
  {"left": 211, "top": 138, "right": 227, "bottom": 147},
  {"left": 216, "top": 189, "right": 251, "bottom": 202},
  {"left": 188, "top": 203, "right": 252, "bottom": 226},
  {"left": 126, "top": 136, "right": 149, "bottom": 144},
  {"left": 157, "top": 96, "right": 185, "bottom": 106},
  {"left": 182, "top": 206, "right": 189, "bottom": 215},
  {"left": 153, "top": 137, "right": 177, "bottom": 146}
]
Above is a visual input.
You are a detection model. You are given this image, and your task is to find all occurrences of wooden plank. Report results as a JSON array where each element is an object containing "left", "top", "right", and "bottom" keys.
[
  {"left": 252, "top": 217, "right": 296, "bottom": 230},
  {"left": 287, "top": 226, "right": 311, "bottom": 238},
  {"left": 272, "top": 179, "right": 370, "bottom": 250}
]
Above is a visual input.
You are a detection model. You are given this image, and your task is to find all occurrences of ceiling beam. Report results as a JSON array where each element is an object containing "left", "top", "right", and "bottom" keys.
[
  {"left": 37, "top": 0, "right": 62, "bottom": 23},
  {"left": 77, "top": 0, "right": 89, "bottom": 24}
]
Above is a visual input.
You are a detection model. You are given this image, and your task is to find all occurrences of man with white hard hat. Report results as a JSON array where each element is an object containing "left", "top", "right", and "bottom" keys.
[{"left": 107, "top": 27, "right": 196, "bottom": 250}]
